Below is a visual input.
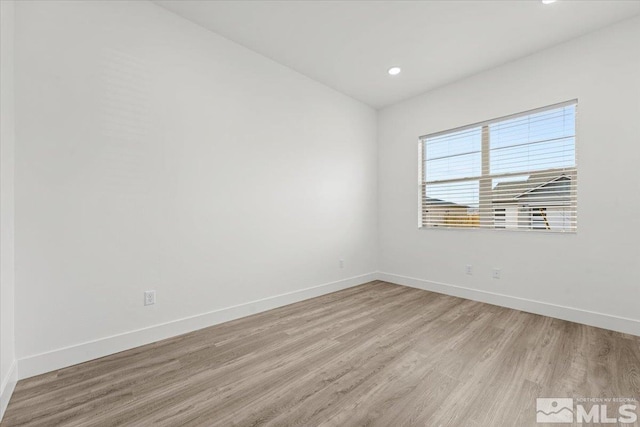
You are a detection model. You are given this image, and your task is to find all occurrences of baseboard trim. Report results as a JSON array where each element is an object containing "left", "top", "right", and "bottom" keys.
[
  {"left": 18, "top": 273, "right": 377, "bottom": 380},
  {"left": 0, "top": 360, "right": 18, "bottom": 422},
  {"left": 378, "top": 272, "right": 640, "bottom": 337},
  {"left": 18, "top": 271, "right": 637, "bottom": 382}
]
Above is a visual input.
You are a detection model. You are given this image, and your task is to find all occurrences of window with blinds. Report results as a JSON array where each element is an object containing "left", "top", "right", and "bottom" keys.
[{"left": 419, "top": 101, "right": 577, "bottom": 232}]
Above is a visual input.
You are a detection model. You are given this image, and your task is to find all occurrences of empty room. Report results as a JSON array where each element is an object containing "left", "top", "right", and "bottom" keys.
[{"left": 1, "top": 0, "right": 639, "bottom": 425}]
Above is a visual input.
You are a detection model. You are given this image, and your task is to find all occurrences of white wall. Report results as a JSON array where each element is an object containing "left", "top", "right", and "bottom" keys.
[
  {"left": 14, "top": 0, "right": 377, "bottom": 377},
  {"left": 378, "top": 16, "right": 640, "bottom": 335},
  {"left": 1, "top": 0, "right": 18, "bottom": 418}
]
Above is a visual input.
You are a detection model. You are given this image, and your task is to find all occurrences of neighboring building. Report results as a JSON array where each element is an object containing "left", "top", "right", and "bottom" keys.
[
  {"left": 492, "top": 173, "right": 576, "bottom": 231},
  {"left": 423, "top": 197, "right": 478, "bottom": 227}
]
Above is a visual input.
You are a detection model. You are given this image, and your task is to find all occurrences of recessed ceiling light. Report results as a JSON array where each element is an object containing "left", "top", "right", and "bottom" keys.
[
  {"left": 388, "top": 66, "right": 401, "bottom": 76},
  {"left": 542, "top": 0, "right": 557, "bottom": 4}
]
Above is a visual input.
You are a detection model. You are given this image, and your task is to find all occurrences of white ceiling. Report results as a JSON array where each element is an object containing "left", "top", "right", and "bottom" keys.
[{"left": 154, "top": 1, "right": 640, "bottom": 109}]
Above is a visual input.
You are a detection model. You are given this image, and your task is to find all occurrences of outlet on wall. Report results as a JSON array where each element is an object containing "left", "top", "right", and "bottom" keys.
[
  {"left": 465, "top": 265, "right": 473, "bottom": 275},
  {"left": 492, "top": 269, "right": 501, "bottom": 279},
  {"left": 144, "top": 290, "right": 156, "bottom": 306},
  {"left": 339, "top": 259, "right": 344, "bottom": 269}
]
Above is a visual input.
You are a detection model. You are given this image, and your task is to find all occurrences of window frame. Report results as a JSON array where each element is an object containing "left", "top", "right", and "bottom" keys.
[{"left": 418, "top": 100, "right": 578, "bottom": 233}]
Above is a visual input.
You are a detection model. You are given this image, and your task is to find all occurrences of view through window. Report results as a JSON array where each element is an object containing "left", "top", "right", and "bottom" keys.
[{"left": 419, "top": 101, "right": 577, "bottom": 231}]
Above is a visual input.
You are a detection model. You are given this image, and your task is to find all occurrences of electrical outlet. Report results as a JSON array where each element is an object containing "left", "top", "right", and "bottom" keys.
[
  {"left": 144, "top": 290, "right": 156, "bottom": 306},
  {"left": 465, "top": 265, "right": 473, "bottom": 275},
  {"left": 339, "top": 259, "right": 344, "bottom": 269},
  {"left": 492, "top": 269, "right": 501, "bottom": 279}
]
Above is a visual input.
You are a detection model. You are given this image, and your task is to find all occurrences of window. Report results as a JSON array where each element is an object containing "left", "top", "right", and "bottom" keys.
[
  {"left": 419, "top": 101, "right": 577, "bottom": 232},
  {"left": 494, "top": 209, "right": 506, "bottom": 229}
]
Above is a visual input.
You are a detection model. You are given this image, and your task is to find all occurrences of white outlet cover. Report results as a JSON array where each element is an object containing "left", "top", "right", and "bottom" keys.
[
  {"left": 144, "top": 290, "right": 156, "bottom": 306},
  {"left": 492, "top": 269, "right": 501, "bottom": 279}
]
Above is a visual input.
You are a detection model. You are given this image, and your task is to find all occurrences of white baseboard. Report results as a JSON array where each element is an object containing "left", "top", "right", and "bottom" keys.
[
  {"left": 17, "top": 271, "right": 637, "bottom": 383},
  {"left": 18, "top": 273, "right": 377, "bottom": 380},
  {"left": 378, "top": 272, "right": 640, "bottom": 337},
  {"left": 0, "top": 360, "right": 18, "bottom": 422}
]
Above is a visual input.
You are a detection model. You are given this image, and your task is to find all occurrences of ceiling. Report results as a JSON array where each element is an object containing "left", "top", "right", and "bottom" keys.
[{"left": 154, "top": 1, "right": 640, "bottom": 109}]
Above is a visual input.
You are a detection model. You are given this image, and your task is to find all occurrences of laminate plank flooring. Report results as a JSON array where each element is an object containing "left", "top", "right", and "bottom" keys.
[{"left": 3, "top": 281, "right": 639, "bottom": 426}]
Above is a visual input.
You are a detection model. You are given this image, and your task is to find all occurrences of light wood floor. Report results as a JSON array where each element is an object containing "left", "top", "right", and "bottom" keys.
[{"left": 3, "top": 281, "right": 639, "bottom": 426}]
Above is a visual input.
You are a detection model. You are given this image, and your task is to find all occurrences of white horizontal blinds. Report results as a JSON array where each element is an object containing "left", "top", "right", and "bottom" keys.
[
  {"left": 422, "top": 126, "right": 482, "bottom": 228},
  {"left": 420, "top": 101, "right": 577, "bottom": 231}
]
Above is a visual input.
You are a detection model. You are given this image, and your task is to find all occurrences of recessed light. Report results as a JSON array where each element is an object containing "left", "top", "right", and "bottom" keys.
[
  {"left": 388, "top": 66, "right": 401, "bottom": 76},
  {"left": 542, "top": 0, "right": 557, "bottom": 4}
]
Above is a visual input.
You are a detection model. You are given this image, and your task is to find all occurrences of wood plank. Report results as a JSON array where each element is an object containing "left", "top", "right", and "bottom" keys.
[{"left": 2, "top": 281, "right": 639, "bottom": 427}]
